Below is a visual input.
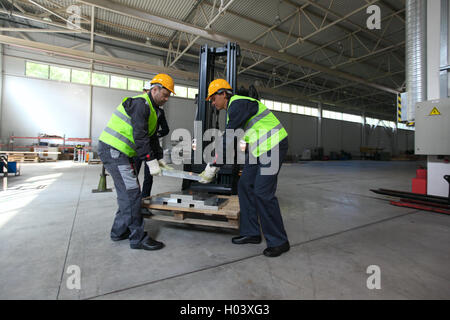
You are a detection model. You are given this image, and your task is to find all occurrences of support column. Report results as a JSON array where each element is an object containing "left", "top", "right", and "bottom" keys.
[
  {"left": 317, "top": 102, "right": 322, "bottom": 150},
  {"left": 0, "top": 43, "right": 3, "bottom": 146},
  {"left": 88, "top": 5, "right": 95, "bottom": 147},
  {"left": 361, "top": 110, "right": 366, "bottom": 149}
]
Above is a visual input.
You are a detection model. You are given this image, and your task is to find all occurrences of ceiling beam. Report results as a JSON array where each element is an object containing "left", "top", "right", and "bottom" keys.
[
  {"left": 0, "top": 33, "right": 394, "bottom": 118},
  {"left": 283, "top": 0, "right": 404, "bottom": 55},
  {"left": 0, "top": 8, "right": 198, "bottom": 59},
  {"left": 0, "top": 34, "right": 197, "bottom": 79},
  {"left": 77, "top": 0, "right": 399, "bottom": 95},
  {"left": 210, "top": 0, "right": 391, "bottom": 77}
]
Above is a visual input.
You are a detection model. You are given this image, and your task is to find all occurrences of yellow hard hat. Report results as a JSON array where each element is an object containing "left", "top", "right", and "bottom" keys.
[
  {"left": 151, "top": 74, "right": 175, "bottom": 94},
  {"left": 206, "top": 79, "right": 232, "bottom": 101}
]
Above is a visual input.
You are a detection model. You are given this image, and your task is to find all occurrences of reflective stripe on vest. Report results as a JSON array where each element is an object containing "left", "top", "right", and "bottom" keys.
[
  {"left": 227, "top": 95, "right": 288, "bottom": 157},
  {"left": 99, "top": 94, "right": 158, "bottom": 157}
]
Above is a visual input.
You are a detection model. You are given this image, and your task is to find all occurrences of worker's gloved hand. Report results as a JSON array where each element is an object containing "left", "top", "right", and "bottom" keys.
[
  {"left": 147, "top": 159, "right": 162, "bottom": 176},
  {"left": 158, "top": 159, "right": 174, "bottom": 170},
  {"left": 199, "top": 163, "right": 220, "bottom": 184}
]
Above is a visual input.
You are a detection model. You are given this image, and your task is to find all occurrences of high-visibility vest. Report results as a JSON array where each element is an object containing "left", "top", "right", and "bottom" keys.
[
  {"left": 227, "top": 95, "right": 288, "bottom": 158},
  {"left": 99, "top": 94, "right": 158, "bottom": 157}
]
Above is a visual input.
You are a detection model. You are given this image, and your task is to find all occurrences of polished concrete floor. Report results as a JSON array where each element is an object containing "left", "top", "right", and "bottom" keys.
[{"left": 0, "top": 160, "right": 449, "bottom": 300}]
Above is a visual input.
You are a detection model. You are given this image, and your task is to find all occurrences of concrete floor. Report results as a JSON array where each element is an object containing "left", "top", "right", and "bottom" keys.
[{"left": 0, "top": 160, "right": 449, "bottom": 300}]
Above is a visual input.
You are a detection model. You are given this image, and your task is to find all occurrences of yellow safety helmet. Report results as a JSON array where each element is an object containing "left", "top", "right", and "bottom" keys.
[
  {"left": 206, "top": 79, "right": 232, "bottom": 101},
  {"left": 150, "top": 74, "right": 175, "bottom": 94}
]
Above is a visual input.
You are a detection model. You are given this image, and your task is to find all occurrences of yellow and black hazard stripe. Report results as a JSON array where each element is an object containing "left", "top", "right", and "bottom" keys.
[{"left": 397, "top": 94, "right": 402, "bottom": 122}]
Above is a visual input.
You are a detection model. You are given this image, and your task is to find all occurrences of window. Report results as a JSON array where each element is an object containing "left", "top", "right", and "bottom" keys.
[
  {"left": 92, "top": 73, "right": 109, "bottom": 87},
  {"left": 343, "top": 113, "right": 363, "bottom": 124},
  {"left": 323, "top": 110, "right": 342, "bottom": 120},
  {"left": 310, "top": 108, "right": 319, "bottom": 117},
  {"left": 111, "top": 75, "right": 127, "bottom": 90},
  {"left": 366, "top": 117, "right": 380, "bottom": 126},
  {"left": 273, "top": 101, "right": 282, "bottom": 111},
  {"left": 71, "top": 69, "right": 90, "bottom": 84},
  {"left": 382, "top": 121, "right": 397, "bottom": 129},
  {"left": 398, "top": 123, "right": 415, "bottom": 131},
  {"left": 49, "top": 66, "right": 70, "bottom": 82},
  {"left": 291, "top": 105, "right": 298, "bottom": 114},
  {"left": 128, "top": 78, "right": 143, "bottom": 92},
  {"left": 297, "top": 106, "right": 305, "bottom": 114},
  {"left": 26, "top": 62, "right": 49, "bottom": 79},
  {"left": 174, "top": 85, "right": 188, "bottom": 98},
  {"left": 187, "top": 87, "right": 198, "bottom": 99},
  {"left": 304, "top": 107, "right": 313, "bottom": 116},
  {"left": 264, "top": 100, "right": 274, "bottom": 110},
  {"left": 334, "top": 111, "right": 343, "bottom": 120},
  {"left": 281, "top": 103, "right": 290, "bottom": 113}
]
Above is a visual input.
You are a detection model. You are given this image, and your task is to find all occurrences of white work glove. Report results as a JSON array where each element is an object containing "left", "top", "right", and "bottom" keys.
[
  {"left": 147, "top": 159, "right": 161, "bottom": 176},
  {"left": 199, "top": 163, "right": 220, "bottom": 184},
  {"left": 158, "top": 159, "right": 174, "bottom": 170}
]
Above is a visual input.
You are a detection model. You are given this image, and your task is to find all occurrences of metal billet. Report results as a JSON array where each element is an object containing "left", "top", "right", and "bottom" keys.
[
  {"left": 149, "top": 192, "right": 228, "bottom": 211},
  {"left": 160, "top": 169, "right": 203, "bottom": 182}
]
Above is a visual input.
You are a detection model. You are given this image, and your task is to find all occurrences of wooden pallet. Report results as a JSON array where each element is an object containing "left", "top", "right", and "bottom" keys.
[
  {"left": 8, "top": 156, "right": 40, "bottom": 163},
  {"left": 39, "top": 158, "right": 57, "bottom": 162},
  {"left": 88, "top": 159, "right": 102, "bottom": 165},
  {"left": 142, "top": 192, "right": 240, "bottom": 230}
]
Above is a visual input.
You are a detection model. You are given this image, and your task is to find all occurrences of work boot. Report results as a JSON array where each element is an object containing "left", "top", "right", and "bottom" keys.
[
  {"left": 232, "top": 235, "right": 262, "bottom": 245},
  {"left": 263, "top": 241, "right": 290, "bottom": 258},
  {"left": 130, "top": 237, "right": 164, "bottom": 251},
  {"left": 111, "top": 230, "right": 131, "bottom": 241}
]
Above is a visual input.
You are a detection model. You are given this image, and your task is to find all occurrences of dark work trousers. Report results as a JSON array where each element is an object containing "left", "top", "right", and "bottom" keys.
[
  {"left": 133, "top": 158, "right": 154, "bottom": 199},
  {"left": 98, "top": 141, "right": 147, "bottom": 247},
  {"left": 237, "top": 137, "right": 289, "bottom": 248}
]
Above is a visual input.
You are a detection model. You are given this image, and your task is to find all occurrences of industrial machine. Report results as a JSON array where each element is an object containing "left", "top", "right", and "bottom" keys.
[
  {"left": 0, "top": 154, "right": 21, "bottom": 191},
  {"left": 182, "top": 42, "right": 241, "bottom": 195}
]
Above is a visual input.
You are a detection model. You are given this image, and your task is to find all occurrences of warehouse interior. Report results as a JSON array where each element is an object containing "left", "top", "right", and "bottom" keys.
[{"left": 0, "top": 0, "right": 449, "bottom": 300}]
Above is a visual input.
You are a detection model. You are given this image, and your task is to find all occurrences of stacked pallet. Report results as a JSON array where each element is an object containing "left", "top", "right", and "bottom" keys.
[{"left": 7, "top": 153, "right": 39, "bottom": 163}]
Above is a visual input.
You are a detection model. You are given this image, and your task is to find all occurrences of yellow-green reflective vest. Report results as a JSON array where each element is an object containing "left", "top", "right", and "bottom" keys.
[
  {"left": 227, "top": 95, "right": 288, "bottom": 158},
  {"left": 99, "top": 94, "right": 158, "bottom": 157}
]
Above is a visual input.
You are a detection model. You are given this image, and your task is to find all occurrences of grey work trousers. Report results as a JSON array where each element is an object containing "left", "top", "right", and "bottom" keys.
[{"left": 98, "top": 141, "right": 146, "bottom": 246}]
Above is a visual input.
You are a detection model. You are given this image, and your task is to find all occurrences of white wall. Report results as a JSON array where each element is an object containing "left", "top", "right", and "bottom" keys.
[
  {"left": 0, "top": 52, "right": 414, "bottom": 158},
  {"left": 3, "top": 75, "right": 90, "bottom": 138}
]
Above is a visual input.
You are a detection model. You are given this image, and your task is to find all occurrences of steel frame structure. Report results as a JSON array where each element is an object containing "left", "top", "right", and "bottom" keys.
[{"left": 0, "top": 0, "right": 406, "bottom": 118}]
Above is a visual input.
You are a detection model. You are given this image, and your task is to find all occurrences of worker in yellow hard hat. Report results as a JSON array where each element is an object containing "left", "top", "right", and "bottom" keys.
[
  {"left": 134, "top": 80, "right": 172, "bottom": 213},
  {"left": 98, "top": 73, "right": 175, "bottom": 251},
  {"left": 200, "top": 78, "right": 290, "bottom": 258}
]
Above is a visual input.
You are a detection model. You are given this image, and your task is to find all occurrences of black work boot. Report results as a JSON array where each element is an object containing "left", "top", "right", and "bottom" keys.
[
  {"left": 232, "top": 235, "right": 262, "bottom": 245},
  {"left": 130, "top": 237, "right": 164, "bottom": 251},
  {"left": 263, "top": 241, "right": 290, "bottom": 257}
]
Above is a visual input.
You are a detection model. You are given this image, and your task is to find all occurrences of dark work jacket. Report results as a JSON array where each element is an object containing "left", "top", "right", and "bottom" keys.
[
  {"left": 123, "top": 93, "right": 163, "bottom": 161},
  {"left": 155, "top": 107, "right": 170, "bottom": 139}
]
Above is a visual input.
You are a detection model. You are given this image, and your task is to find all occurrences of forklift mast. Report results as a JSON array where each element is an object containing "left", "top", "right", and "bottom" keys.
[
  {"left": 196, "top": 42, "right": 239, "bottom": 134},
  {"left": 182, "top": 42, "right": 241, "bottom": 195}
]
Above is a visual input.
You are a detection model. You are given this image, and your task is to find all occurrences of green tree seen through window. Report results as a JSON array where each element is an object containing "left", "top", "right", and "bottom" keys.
[
  {"left": 111, "top": 75, "right": 127, "bottom": 89},
  {"left": 50, "top": 66, "right": 70, "bottom": 82},
  {"left": 128, "top": 78, "right": 143, "bottom": 92},
  {"left": 92, "top": 73, "right": 109, "bottom": 87},
  {"left": 26, "top": 62, "right": 49, "bottom": 79},
  {"left": 72, "top": 69, "right": 91, "bottom": 84}
]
